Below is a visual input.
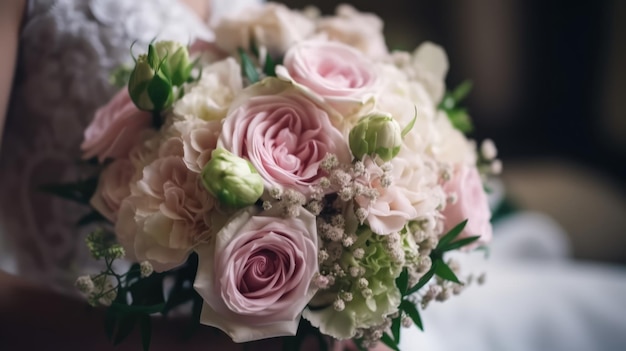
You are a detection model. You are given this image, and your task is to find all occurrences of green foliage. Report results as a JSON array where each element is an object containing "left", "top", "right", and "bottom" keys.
[
  {"left": 39, "top": 177, "right": 99, "bottom": 205},
  {"left": 238, "top": 48, "right": 260, "bottom": 84},
  {"left": 439, "top": 80, "right": 474, "bottom": 133}
]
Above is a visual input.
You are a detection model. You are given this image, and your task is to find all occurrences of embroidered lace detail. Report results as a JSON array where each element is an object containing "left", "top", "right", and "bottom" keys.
[{"left": 0, "top": 0, "right": 216, "bottom": 293}]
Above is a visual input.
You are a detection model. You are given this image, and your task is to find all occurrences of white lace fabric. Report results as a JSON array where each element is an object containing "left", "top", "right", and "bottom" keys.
[{"left": 0, "top": 0, "right": 213, "bottom": 293}]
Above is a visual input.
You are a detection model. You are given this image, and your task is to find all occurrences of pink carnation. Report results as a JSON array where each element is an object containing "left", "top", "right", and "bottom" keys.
[
  {"left": 355, "top": 157, "right": 417, "bottom": 235},
  {"left": 81, "top": 89, "right": 152, "bottom": 162}
]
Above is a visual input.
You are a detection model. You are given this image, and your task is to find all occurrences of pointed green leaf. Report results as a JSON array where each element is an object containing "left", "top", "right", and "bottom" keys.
[
  {"left": 437, "top": 219, "right": 468, "bottom": 249},
  {"left": 77, "top": 211, "right": 107, "bottom": 227},
  {"left": 104, "top": 307, "right": 116, "bottom": 341},
  {"left": 401, "top": 110, "right": 417, "bottom": 138},
  {"left": 447, "top": 108, "right": 474, "bottom": 133},
  {"left": 139, "top": 314, "right": 152, "bottom": 351},
  {"left": 400, "top": 300, "right": 423, "bottom": 331},
  {"left": 396, "top": 268, "right": 409, "bottom": 296},
  {"left": 407, "top": 262, "right": 437, "bottom": 295},
  {"left": 112, "top": 313, "right": 137, "bottom": 346},
  {"left": 380, "top": 333, "right": 400, "bottom": 351},
  {"left": 434, "top": 259, "right": 462, "bottom": 284},
  {"left": 391, "top": 316, "right": 401, "bottom": 344},
  {"left": 111, "top": 302, "right": 164, "bottom": 315},
  {"left": 238, "top": 48, "right": 259, "bottom": 83},
  {"left": 451, "top": 80, "right": 473, "bottom": 102},
  {"left": 39, "top": 177, "right": 99, "bottom": 204},
  {"left": 263, "top": 52, "right": 277, "bottom": 77},
  {"left": 440, "top": 235, "right": 481, "bottom": 252}
]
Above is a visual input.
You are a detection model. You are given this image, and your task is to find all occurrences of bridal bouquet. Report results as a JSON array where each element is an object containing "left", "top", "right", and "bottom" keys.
[{"left": 68, "top": 3, "right": 500, "bottom": 350}]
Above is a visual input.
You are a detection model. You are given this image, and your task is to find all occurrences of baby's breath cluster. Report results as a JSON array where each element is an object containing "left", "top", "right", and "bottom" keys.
[{"left": 478, "top": 139, "right": 502, "bottom": 176}]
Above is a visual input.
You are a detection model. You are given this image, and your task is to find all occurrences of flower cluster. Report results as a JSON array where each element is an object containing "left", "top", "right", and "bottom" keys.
[{"left": 78, "top": 3, "right": 495, "bottom": 350}]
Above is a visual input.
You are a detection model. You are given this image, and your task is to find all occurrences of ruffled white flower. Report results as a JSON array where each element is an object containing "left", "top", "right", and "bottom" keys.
[{"left": 174, "top": 57, "right": 243, "bottom": 121}]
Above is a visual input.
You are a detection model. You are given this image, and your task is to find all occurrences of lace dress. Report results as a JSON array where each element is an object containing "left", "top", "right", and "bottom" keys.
[{"left": 0, "top": 0, "right": 254, "bottom": 294}]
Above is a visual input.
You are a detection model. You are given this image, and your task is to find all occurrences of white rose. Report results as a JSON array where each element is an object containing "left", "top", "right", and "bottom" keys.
[
  {"left": 392, "top": 41, "right": 449, "bottom": 104},
  {"left": 174, "top": 57, "right": 242, "bottom": 121},
  {"left": 316, "top": 4, "right": 388, "bottom": 59},
  {"left": 375, "top": 64, "right": 439, "bottom": 153},
  {"left": 432, "top": 110, "right": 477, "bottom": 165},
  {"left": 212, "top": 3, "right": 315, "bottom": 58}
]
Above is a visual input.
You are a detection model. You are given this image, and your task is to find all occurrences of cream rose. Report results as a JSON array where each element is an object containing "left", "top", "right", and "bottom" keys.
[
  {"left": 213, "top": 3, "right": 315, "bottom": 58},
  {"left": 316, "top": 4, "right": 388, "bottom": 59},
  {"left": 173, "top": 57, "right": 242, "bottom": 122}
]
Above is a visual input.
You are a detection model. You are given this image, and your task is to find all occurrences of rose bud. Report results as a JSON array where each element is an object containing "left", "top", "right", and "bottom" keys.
[
  {"left": 201, "top": 148, "right": 264, "bottom": 208},
  {"left": 349, "top": 113, "right": 402, "bottom": 161},
  {"left": 153, "top": 41, "right": 193, "bottom": 86}
]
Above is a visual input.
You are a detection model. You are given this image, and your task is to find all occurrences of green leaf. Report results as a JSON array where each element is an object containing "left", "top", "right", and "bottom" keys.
[
  {"left": 104, "top": 307, "right": 117, "bottom": 341},
  {"left": 380, "top": 333, "right": 400, "bottom": 351},
  {"left": 400, "top": 300, "right": 423, "bottom": 331},
  {"left": 238, "top": 48, "right": 259, "bottom": 83},
  {"left": 391, "top": 316, "right": 401, "bottom": 344},
  {"left": 401, "top": 110, "right": 417, "bottom": 138},
  {"left": 447, "top": 108, "right": 474, "bottom": 133},
  {"left": 396, "top": 268, "right": 409, "bottom": 296},
  {"left": 407, "top": 263, "right": 437, "bottom": 295},
  {"left": 77, "top": 210, "right": 107, "bottom": 227},
  {"left": 434, "top": 259, "right": 462, "bottom": 284},
  {"left": 451, "top": 80, "right": 473, "bottom": 102},
  {"left": 111, "top": 302, "right": 164, "bottom": 315},
  {"left": 139, "top": 314, "right": 152, "bottom": 351},
  {"left": 263, "top": 52, "right": 277, "bottom": 77},
  {"left": 436, "top": 219, "right": 468, "bottom": 249},
  {"left": 112, "top": 313, "right": 137, "bottom": 346},
  {"left": 439, "top": 235, "right": 481, "bottom": 252},
  {"left": 39, "top": 177, "right": 99, "bottom": 205}
]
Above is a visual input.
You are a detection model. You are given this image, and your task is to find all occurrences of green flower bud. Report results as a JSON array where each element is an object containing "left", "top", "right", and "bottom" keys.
[
  {"left": 153, "top": 41, "right": 192, "bottom": 86},
  {"left": 128, "top": 54, "right": 156, "bottom": 111},
  {"left": 349, "top": 114, "right": 403, "bottom": 161},
  {"left": 201, "top": 149, "right": 264, "bottom": 208}
]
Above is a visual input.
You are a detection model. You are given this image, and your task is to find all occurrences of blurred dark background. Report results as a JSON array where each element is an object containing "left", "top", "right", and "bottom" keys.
[{"left": 279, "top": 0, "right": 626, "bottom": 263}]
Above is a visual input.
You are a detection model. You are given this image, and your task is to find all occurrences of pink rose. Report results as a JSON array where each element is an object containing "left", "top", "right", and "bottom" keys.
[
  {"left": 355, "top": 157, "right": 417, "bottom": 235},
  {"left": 441, "top": 166, "right": 493, "bottom": 247},
  {"left": 219, "top": 78, "right": 351, "bottom": 196},
  {"left": 276, "top": 40, "right": 379, "bottom": 116},
  {"left": 115, "top": 139, "right": 215, "bottom": 271},
  {"left": 194, "top": 207, "right": 319, "bottom": 342},
  {"left": 90, "top": 158, "right": 135, "bottom": 222},
  {"left": 81, "top": 89, "right": 152, "bottom": 162}
]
